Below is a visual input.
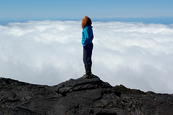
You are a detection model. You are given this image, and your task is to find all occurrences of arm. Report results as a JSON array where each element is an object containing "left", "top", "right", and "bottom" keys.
[
  {"left": 82, "top": 28, "right": 88, "bottom": 46},
  {"left": 82, "top": 27, "right": 93, "bottom": 46}
]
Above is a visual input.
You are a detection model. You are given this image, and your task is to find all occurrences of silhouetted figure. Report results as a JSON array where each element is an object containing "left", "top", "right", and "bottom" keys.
[{"left": 81, "top": 16, "right": 94, "bottom": 78}]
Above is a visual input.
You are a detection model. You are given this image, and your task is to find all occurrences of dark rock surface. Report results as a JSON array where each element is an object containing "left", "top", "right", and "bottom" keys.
[{"left": 0, "top": 76, "right": 173, "bottom": 115}]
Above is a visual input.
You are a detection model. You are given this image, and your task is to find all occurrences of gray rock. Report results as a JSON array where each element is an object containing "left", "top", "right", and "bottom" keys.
[{"left": 0, "top": 77, "right": 173, "bottom": 115}]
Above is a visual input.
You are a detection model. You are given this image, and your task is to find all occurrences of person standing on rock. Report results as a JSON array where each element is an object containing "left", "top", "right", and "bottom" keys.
[{"left": 81, "top": 16, "right": 94, "bottom": 78}]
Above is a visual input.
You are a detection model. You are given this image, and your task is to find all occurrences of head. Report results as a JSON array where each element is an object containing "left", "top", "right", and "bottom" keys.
[{"left": 82, "top": 16, "right": 92, "bottom": 29}]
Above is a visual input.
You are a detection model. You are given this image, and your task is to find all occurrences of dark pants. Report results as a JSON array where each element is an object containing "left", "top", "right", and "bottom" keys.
[{"left": 83, "top": 43, "right": 93, "bottom": 75}]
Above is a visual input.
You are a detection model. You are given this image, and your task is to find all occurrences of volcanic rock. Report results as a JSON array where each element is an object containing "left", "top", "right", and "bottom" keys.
[{"left": 0, "top": 76, "right": 173, "bottom": 115}]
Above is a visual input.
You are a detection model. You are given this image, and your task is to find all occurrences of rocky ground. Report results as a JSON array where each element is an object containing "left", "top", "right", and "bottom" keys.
[{"left": 0, "top": 76, "right": 173, "bottom": 115}]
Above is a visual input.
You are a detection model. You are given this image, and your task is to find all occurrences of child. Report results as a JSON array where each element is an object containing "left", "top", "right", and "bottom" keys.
[{"left": 81, "top": 16, "right": 94, "bottom": 78}]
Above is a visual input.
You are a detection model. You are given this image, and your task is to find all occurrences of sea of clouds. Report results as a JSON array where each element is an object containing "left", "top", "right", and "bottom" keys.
[{"left": 0, "top": 20, "right": 173, "bottom": 93}]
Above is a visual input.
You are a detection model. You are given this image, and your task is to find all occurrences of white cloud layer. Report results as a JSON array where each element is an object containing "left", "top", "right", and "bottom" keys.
[{"left": 0, "top": 20, "right": 173, "bottom": 93}]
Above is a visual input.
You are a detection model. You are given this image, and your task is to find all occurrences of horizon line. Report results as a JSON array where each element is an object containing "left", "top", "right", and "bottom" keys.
[{"left": 1, "top": 17, "right": 173, "bottom": 25}]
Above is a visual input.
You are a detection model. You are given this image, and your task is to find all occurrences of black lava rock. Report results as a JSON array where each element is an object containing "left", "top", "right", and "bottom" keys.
[{"left": 0, "top": 76, "right": 172, "bottom": 115}]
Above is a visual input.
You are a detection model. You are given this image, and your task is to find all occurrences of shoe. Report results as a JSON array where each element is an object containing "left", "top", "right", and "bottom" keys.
[
  {"left": 90, "top": 73, "right": 97, "bottom": 77},
  {"left": 82, "top": 73, "right": 97, "bottom": 79},
  {"left": 82, "top": 74, "right": 91, "bottom": 78}
]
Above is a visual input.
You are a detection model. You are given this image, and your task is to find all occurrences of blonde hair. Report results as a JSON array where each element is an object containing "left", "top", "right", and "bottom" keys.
[{"left": 82, "top": 16, "right": 92, "bottom": 29}]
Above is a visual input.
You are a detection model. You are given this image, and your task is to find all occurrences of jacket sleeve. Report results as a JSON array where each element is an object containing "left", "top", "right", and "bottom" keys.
[
  {"left": 82, "top": 28, "right": 88, "bottom": 46},
  {"left": 84, "top": 28, "right": 90, "bottom": 39},
  {"left": 82, "top": 27, "right": 93, "bottom": 46}
]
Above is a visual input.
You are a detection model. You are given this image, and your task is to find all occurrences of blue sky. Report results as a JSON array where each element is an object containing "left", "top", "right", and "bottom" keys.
[{"left": 0, "top": 0, "right": 173, "bottom": 22}]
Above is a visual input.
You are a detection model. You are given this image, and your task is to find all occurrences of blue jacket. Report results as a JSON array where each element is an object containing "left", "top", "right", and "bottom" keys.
[{"left": 82, "top": 26, "right": 94, "bottom": 46}]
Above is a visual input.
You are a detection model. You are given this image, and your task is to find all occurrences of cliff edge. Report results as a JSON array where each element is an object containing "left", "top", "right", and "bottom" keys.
[{"left": 0, "top": 76, "right": 173, "bottom": 115}]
